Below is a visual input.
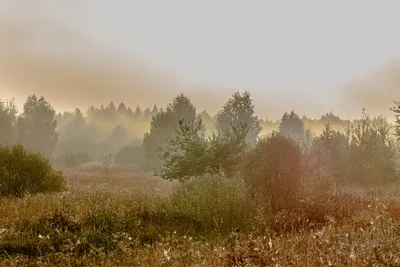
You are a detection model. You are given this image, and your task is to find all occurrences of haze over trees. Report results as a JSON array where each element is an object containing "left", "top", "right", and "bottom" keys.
[
  {"left": 4, "top": 1, "right": 400, "bottom": 264},
  {"left": 142, "top": 93, "right": 200, "bottom": 170},
  {"left": 15, "top": 95, "right": 58, "bottom": 159},
  {"left": 0, "top": 99, "right": 17, "bottom": 145},
  {"left": 1, "top": 91, "right": 400, "bottom": 179},
  {"left": 2, "top": 90, "right": 400, "bottom": 265},
  {"left": 215, "top": 91, "right": 261, "bottom": 148}
]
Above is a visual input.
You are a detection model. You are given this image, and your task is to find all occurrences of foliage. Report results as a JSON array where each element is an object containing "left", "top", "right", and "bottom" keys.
[
  {"left": 143, "top": 94, "right": 200, "bottom": 170},
  {"left": 320, "top": 111, "right": 344, "bottom": 127},
  {"left": 58, "top": 108, "right": 92, "bottom": 140},
  {"left": 171, "top": 173, "right": 250, "bottom": 234},
  {"left": 199, "top": 110, "right": 216, "bottom": 137},
  {"left": 243, "top": 131, "right": 304, "bottom": 212},
  {"left": 114, "top": 144, "right": 146, "bottom": 168},
  {"left": 0, "top": 144, "right": 66, "bottom": 197},
  {"left": 215, "top": 91, "right": 261, "bottom": 147},
  {"left": 15, "top": 95, "right": 58, "bottom": 158},
  {"left": 279, "top": 111, "right": 305, "bottom": 143},
  {"left": 156, "top": 119, "right": 208, "bottom": 181},
  {"left": 55, "top": 136, "right": 112, "bottom": 163},
  {"left": 110, "top": 124, "right": 128, "bottom": 147},
  {"left": 157, "top": 119, "right": 249, "bottom": 181},
  {"left": 311, "top": 123, "right": 350, "bottom": 178},
  {"left": 1, "top": 166, "right": 397, "bottom": 266},
  {"left": 392, "top": 101, "right": 400, "bottom": 139},
  {"left": 55, "top": 136, "right": 94, "bottom": 156},
  {"left": 346, "top": 111, "right": 398, "bottom": 185},
  {"left": 0, "top": 99, "right": 17, "bottom": 145},
  {"left": 3, "top": 92, "right": 400, "bottom": 265}
]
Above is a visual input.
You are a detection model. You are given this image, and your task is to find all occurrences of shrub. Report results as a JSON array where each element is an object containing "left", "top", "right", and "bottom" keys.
[
  {"left": 310, "top": 123, "right": 349, "bottom": 178},
  {"left": 0, "top": 144, "right": 66, "bottom": 197},
  {"left": 346, "top": 113, "right": 398, "bottom": 185},
  {"left": 114, "top": 144, "right": 145, "bottom": 168},
  {"left": 243, "top": 131, "right": 305, "bottom": 212},
  {"left": 171, "top": 173, "right": 250, "bottom": 234},
  {"left": 157, "top": 119, "right": 248, "bottom": 181}
]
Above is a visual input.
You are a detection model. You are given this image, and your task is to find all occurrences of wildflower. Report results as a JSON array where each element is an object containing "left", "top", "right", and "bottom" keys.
[
  {"left": 163, "top": 247, "right": 171, "bottom": 261},
  {"left": 38, "top": 234, "right": 47, "bottom": 239}
]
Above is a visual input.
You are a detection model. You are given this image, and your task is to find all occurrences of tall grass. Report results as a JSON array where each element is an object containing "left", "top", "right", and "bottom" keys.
[{"left": 0, "top": 168, "right": 399, "bottom": 266}]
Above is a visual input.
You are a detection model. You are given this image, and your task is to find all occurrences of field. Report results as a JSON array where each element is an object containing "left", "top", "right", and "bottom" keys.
[{"left": 1, "top": 166, "right": 400, "bottom": 267}]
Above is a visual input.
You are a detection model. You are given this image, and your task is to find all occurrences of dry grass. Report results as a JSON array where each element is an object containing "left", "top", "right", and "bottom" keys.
[{"left": 1, "top": 170, "right": 400, "bottom": 266}]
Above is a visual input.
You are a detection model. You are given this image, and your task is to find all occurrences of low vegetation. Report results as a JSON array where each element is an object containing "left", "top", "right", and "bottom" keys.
[
  {"left": 1, "top": 94, "right": 400, "bottom": 265},
  {"left": 0, "top": 170, "right": 400, "bottom": 266},
  {"left": 0, "top": 144, "right": 66, "bottom": 198}
]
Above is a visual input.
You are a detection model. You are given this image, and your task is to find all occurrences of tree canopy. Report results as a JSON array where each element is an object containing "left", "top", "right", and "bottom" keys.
[
  {"left": 143, "top": 93, "right": 201, "bottom": 170},
  {"left": 16, "top": 95, "right": 58, "bottom": 158},
  {"left": 215, "top": 91, "right": 261, "bottom": 147}
]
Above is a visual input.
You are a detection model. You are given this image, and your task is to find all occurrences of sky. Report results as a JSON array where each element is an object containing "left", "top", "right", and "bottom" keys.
[{"left": 1, "top": 1, "right": 400, "bottom": 119}]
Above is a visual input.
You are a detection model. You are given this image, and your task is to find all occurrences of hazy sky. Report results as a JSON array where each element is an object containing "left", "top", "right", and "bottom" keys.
[{"left": 1, "top": 1, "right": 400, "bottom": 118}]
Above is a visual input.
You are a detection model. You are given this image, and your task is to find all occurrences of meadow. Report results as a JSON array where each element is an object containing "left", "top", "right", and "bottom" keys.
[
  {"left": 1, "top": 164, "right": 400, "bottom": 266},
  {"left": 2, "top": 93, "right": 400, "bottom": 266}
]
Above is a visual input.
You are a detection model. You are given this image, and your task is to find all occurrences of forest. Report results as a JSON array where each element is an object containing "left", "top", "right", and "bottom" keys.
[{"left": 1, "top": 91, "right": 400, "bottom": 265}]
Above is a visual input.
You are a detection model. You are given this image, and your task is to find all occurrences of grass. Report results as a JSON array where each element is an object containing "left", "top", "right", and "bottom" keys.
[{"left": 1, "top": 169, "right": 400, "bottom": 266}]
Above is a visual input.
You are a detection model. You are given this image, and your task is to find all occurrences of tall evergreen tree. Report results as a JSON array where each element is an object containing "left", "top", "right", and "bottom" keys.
[
  {"left": 16, "top": 95, "right": 58, "bottom": 158},
  {"left": 279, "top": 111, "right": 305, "bottom": 143},
  {"left": 0, "top": 99, "right": 17, "bottom": 145},
  {"left": 215, "top": 91, "right": 261, "bottom": 147},
  {"left": 143, "top": 93, "right": 201, "bottom": 170}
]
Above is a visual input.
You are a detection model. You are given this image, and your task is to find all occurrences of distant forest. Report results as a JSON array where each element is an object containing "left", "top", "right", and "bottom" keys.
[{"left": 1, "top": 91, "right": 398, "bottom": 172}]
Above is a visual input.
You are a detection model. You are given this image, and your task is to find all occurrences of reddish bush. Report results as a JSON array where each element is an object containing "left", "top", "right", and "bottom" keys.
[{"left": 243, "top": 132, "right": 305, "bottom": 212}]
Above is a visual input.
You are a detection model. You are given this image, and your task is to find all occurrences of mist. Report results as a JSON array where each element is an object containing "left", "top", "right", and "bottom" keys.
[
  {"left": 0, "top": 8, "right": 234, "bottom": 116},
  {"left": 341, "top": 59, "right": 400, "bottom": 119},
  {"left": 0, "top": 19, "right": 175, "bottom": 111},
  {"left": 1, "top": 1, "right": 400, "bottom": 121}
]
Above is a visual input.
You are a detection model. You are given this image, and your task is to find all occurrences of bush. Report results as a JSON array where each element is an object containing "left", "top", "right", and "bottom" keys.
[
  {"left": 158, "top": 119, "right": 248, "bottom": 181},
  {"left": 310, "top": 123, "right": 349, "bottom": 178},
  {"left": 0, "top": 144, "right": 66, "bottom": 197},
  {"left": 171, "top": 173, "right": 250, "bottom": 234},
  {"left": 114, "top": 144, "right": 145, "bottom": 168},
  {"left": 243, "top": 131, "right": 305, "bottom": 212},
  {"left": 346, "top": 113, "right": 398, "bottom": 185}
]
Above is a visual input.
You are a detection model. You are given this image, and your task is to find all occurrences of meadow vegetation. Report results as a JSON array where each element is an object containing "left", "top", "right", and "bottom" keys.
[{"left": 1, "top": 93, "right": 400, "bottom": 265}]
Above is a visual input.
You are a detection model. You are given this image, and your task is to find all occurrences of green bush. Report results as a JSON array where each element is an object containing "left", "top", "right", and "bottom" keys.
[
  {"left": 158, "top": 119, "right": 248, "bottom": 181},
  {"left": 171, "top": 173, "right": 249, "bottom": 234},
  {"left": 0, "top": 144, "right": 66, "bottom": 197}
]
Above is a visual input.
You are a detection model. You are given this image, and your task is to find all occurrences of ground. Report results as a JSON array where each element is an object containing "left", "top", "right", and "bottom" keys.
[{"left": 1, "top": 168, "right": 400, "bottom": 266}]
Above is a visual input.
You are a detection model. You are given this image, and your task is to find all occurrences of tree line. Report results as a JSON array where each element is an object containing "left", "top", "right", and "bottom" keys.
[{"left": 1, "top": 92, "right": 400, "bottom": 180}]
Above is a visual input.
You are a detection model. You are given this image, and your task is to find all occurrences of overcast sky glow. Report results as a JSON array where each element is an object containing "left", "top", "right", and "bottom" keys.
[{"left": 2, "top": 1, "right": 400, "bottom": 118}]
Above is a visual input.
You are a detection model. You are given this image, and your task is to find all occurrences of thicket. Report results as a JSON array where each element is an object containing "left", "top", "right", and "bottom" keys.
[
  {"left": 0, "top": 144, "right": 66, "bottom": 197},
  {"left": 156, "top": 102, "right": 400, "bottom": 224},
  {"left": 0, "top": 92, "right": 376, "bottom": 171},
  {"left": 1, "top": 92, "right": 400, "bottom": 209}
]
